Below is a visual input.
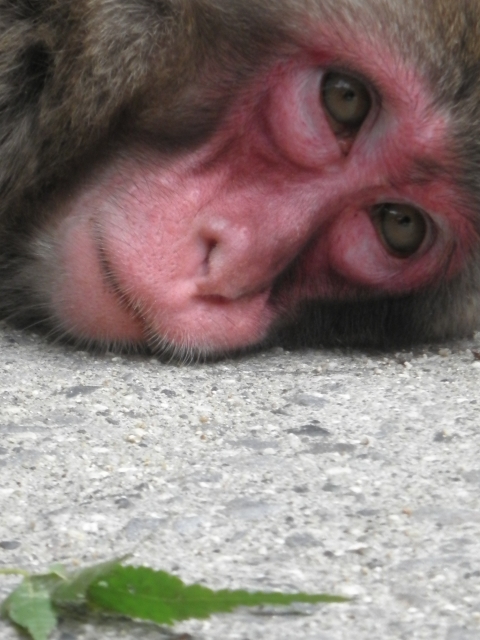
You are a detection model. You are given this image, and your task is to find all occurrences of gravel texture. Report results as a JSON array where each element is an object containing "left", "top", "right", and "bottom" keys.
[{"left": 1, "top": 321, "right": 480, "bottom": 640}]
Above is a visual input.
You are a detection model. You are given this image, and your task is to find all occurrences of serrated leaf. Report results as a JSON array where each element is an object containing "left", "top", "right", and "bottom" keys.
[
  {"left": 88, "top": 565, "right": 346, "bottom": 625},
  {"left": 2, "top": 576, "right": 59, "bottom": 640},
  {"left": 1, "top": 559, "right": 346, "bottom": 640}
]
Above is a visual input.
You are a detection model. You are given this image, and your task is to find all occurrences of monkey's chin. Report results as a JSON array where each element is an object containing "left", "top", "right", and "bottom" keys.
[
  {"left": 55, "top": 291, "right": 276, "bottom": 357},
  {"left": 138, "top": 290, "right": 276, "bottom": 356},
  {"left": 53, "top": 262, "right": 276, "bottom": 355}
]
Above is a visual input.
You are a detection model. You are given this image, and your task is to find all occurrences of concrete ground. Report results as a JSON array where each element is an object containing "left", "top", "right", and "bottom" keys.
[{"left": 1, "top": 320, "right": 480, "bottom": 640}]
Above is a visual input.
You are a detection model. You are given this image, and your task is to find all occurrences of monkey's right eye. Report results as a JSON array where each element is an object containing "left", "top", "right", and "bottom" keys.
[
  {"left": 321, "top": 71, "right": 372, "bottom": 134},
  {"left": 373, "top": 203, "right": 428, "bottom": 257}
]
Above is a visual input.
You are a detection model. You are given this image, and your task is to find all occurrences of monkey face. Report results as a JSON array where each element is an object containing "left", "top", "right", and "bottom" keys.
[
  {"left": 37, "top": 41, "right": 471, "bottom": 355},
  {"left": 2, "top": 1, "right": 480, "bottom": 356}
]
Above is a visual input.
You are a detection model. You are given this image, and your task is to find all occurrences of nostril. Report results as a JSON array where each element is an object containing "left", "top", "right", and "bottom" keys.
[
  {"left": 205, "top": 237, "right": 218, "bottom": 254},
  {"left": 200, "top": 235, "right": 219, "bottom": 275}
]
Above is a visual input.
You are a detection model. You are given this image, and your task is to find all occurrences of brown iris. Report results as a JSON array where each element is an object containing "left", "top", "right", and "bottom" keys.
[
  {"left": 322, "top": 71, "right": 372, "bottom": 132},
  {"left": 374, "top": 203, "right": 427, "bottom": 256}
]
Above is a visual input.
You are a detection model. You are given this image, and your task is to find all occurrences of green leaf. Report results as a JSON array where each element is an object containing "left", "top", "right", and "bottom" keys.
[
  {"left": 2, "top": 576, "right": 59, "bottom": 640},
  {"left": 88, "top": 565, "right": 346, "bottom": 625},
  {"left": 52, "top": 557, "right": 125, "bottom": 607},
  {"left": 1, "top": 559, "right": 346, "bottom": 640}
]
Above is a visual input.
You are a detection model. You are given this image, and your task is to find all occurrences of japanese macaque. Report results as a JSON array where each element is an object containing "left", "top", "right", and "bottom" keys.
[{"left": 1, "top": 0, "right": 480, "bottom": 358}]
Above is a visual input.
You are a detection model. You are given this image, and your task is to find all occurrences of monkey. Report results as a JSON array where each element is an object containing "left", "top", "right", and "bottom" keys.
[{"left": 0, "top": 0, "right": 480, "bottom": 359}]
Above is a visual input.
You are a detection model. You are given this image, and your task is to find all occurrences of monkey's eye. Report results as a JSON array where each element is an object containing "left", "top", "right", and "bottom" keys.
[
  {"left": 373, "top": 203, "right": 427, "bottom": 256},
  {"left": 322, "top": 72, "right": 372, "bottom": 133}
]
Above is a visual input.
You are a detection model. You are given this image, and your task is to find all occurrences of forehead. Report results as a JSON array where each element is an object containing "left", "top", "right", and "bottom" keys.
[{"left": 296, "top": 0, "right": 480, "bottom": 89}]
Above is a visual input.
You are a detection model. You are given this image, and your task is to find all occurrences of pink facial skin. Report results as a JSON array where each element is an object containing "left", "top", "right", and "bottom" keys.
[{"left": 48, "top": 26, "right": 475, "bottom": 354}]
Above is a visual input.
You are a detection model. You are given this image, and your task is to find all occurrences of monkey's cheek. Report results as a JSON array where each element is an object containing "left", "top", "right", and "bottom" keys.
[{"left": 51, "top": 215, "right": 145, "bottom": 344}]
